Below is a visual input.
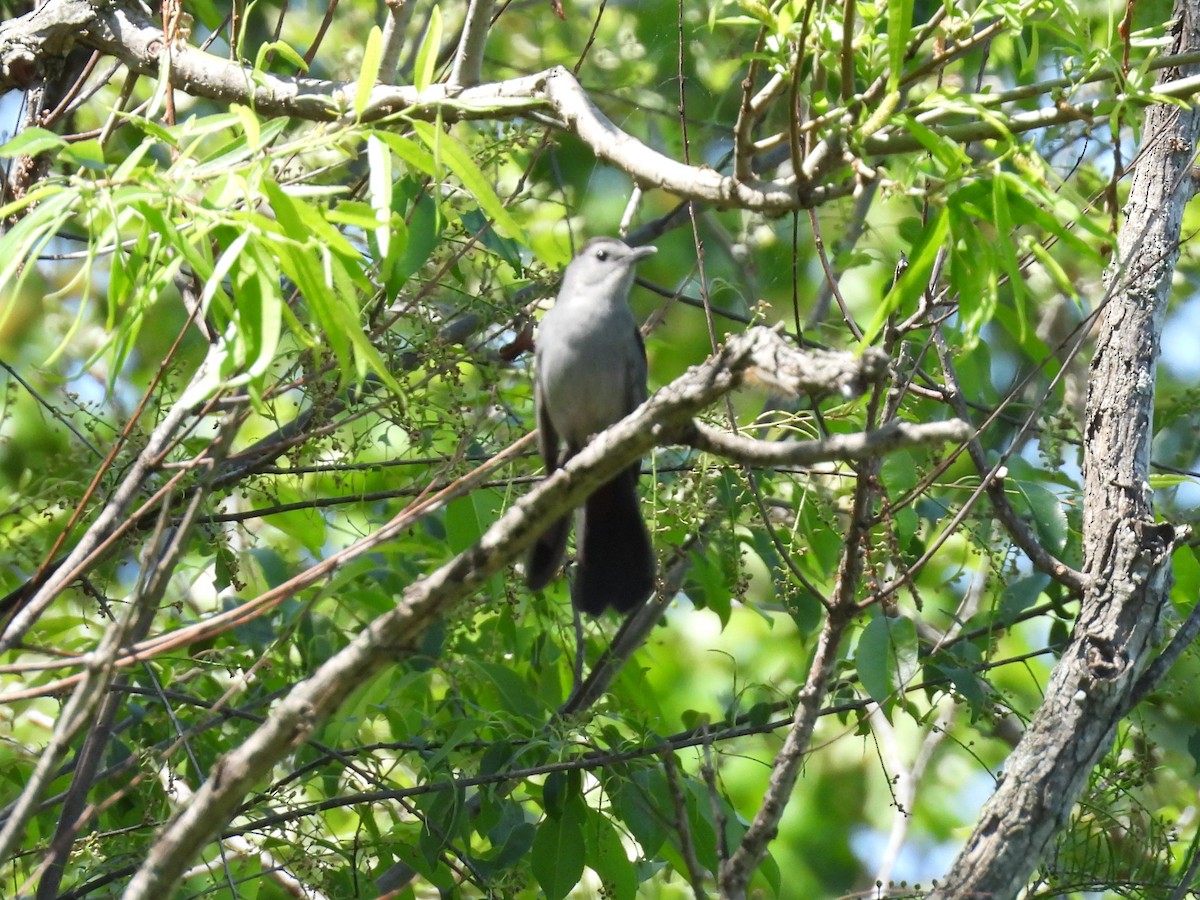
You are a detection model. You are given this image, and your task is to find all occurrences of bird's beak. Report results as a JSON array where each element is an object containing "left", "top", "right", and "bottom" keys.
[{"left": 631, "top": 245, "right": 657, "bottom": 260}]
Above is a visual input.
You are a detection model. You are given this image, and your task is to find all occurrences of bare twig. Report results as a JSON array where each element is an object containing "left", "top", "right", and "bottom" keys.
[
  {"left": 663, "top": 750, "right": 709, "bottom": 898},
  {"left": 683, "top": 418, "right": 969, "bottom": 466},
  {"left": 378, "top": 0, "right": 414, "bottom": 86},
  {"left": 932, "top": 330, "right": 1090, "bottom": 592},
  {"left": 448, "top": 0, "right": 493, "bottom": 87}
]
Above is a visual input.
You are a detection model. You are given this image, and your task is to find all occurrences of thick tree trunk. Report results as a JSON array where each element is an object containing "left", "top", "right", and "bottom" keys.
[{"left": 933, "top": 2, "right": 1199, "bottom": 895}]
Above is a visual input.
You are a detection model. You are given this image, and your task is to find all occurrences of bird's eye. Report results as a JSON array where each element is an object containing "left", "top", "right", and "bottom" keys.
[{"left": 595, "top": 249, "right": 608, "bottom": 261}]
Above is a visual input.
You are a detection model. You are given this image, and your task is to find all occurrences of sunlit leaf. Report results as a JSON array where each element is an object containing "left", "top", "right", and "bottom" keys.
[{"left": 532, "top": 799, "right": 586, "bottom": 900}]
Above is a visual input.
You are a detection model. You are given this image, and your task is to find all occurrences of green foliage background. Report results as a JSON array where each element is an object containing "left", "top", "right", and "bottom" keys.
[{"left": 2, "top": 0, "right": 1200, "bottom": 896}]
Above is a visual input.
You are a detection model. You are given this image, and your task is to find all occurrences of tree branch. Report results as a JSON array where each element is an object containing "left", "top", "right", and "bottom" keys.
[
  {"left": 116, "top": 328, "right": 948, "bottom": 899},
  {"left": 448, "top": 0, "right": 492, "bottom": 87},
  {"left": 933, "top": 0, "right": 1200, "bottom": 892},
  {"left": 683, "top": 418, "right": 970, "bottom": 466}
]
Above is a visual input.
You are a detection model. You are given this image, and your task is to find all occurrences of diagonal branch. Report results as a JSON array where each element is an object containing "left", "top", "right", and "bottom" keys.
[{"left": 116, "top": 327, "right": 955, "bottom": 899}]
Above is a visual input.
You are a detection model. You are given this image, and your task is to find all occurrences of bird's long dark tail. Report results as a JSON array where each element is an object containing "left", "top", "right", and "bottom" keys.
[
  {"left": 527, "top": 514, "right": 570, "bottom": 592},
  {"left": 575, "top": 465, "right": 655, "bottom": 615}
]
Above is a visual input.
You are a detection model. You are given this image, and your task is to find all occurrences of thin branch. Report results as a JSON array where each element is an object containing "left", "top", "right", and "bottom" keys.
[
  {"left": 717, "top": 604, "right": 853, "bottom": 898},
  {"left": 116, "top": 328, "right": 901, "bottom": 898},
  {"left": 684, "top": 418, "right": 970, "bottom": 466},
  {"left": 0, "top": 340, "right": 228, "bottom": 655},
  {"left": 663, "top": 750, "right": 709, "bottom": 898},
  {"left": 559, "top": 523, "right": 709, "bottom": 715},
  {"left": 932, "top": 328, "right": 1090, "bottom": 593},
  {"left": 6, "top": 2, "right": 1192, "bottom": 215},
  {"left": 1124, "top": 558, "right": 1200, "bottom": 711},
  {"left": 872, "top": 696, "right": 955, "bottom": 888},
  {"left": 719, "top": 358, "right": 900, "bottom": 898},
  {"left": 0, "top": 411, "right": 241, "bottom": 869},
  {"left": 448, "top": 0, "right": 493, "bottom": 87},
  {"left": 732, "top": 27, "right": 767, "bottom": 182},
  {"left": 378, "top": 0, "right": 414, "bottom": 86}
]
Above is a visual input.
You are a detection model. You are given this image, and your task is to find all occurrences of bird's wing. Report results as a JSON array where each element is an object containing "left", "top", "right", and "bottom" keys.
[
  {"left": 628, "top": 324, "right": 649, "bottom": 410},
  {"left": 535, "top": 371, "right": 563, "bottom": 470}
]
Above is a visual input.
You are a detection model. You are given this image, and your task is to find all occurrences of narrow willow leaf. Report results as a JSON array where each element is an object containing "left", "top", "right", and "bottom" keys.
[
  {"left": 991, "top": 172, "right": 1028, "bottom": 340},
  {"left": 372, "top": 131, "right": 438, "bottom": 176},
  {"left": 262, "top": 180, "right": 402, "bottom": 394},
  {"left": 0, "top": 189, "right": 75, "bottom": 336},
  {"left": 367, "top": 134, "right": 393, "bottom": 260},
  {"left": 0, "top": 127, "right": 68, "bottom": 158},
  {"left": 241, "top": 242, "right": 283, "bottom": 382},
  {"left": 412, "top": 121, "right": 523, "bottom": 239},
  {"left": 355, "top": 26, "right": 384, "bottom": 119},
  {"left": 232, "top": 103, "right": 262, "bottom": 151},
  {"left": 859, "top": 205, "right": 949, "bottom": 348},
  {"left": 886, "top": 0, "right": 914, "bottom": 90},
  {"left": 413, "top": 5, "right": 443, "bottom": 92}
]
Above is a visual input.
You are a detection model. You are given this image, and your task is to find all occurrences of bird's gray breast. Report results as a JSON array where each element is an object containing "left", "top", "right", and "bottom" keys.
[{"left": 536, "top": 300, "right": 642, "bottom": 450}]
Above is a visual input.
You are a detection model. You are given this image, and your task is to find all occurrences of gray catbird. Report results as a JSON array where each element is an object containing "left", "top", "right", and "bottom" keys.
[{"left": 525, "top": 237, "right": 657, "bottom": 615}]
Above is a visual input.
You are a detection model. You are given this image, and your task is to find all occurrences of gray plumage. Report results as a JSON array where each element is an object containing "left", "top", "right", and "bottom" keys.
[{"left": 525, "top": 237, "right": 657, "bottom": 615}]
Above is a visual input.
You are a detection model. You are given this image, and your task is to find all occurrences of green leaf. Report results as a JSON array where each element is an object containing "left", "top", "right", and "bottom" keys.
[
  {"left": 934, "top": 661, "right": 987, "bottom": 712},
  {"left": 1171, "top": 546, "right": 1200, "bottom": 613},
  {"left": 532, "top": 798, "right": 586, "bottom": 900},
  {"left": 261, "top": 178, "right": 403, "bottom": 394},
  {"left": 367, "top": 134, "right": 394, "bottom": 260},
  {"left": 386, "top": 188, "right": 439, "bottom": 296},
  {"left": 990, "top": 172, "right": 1027, "bottom": 340},
  {"left": 685, "top": 545, "right": 732, "bottom": 624},
  {"left": 260, "top": 39, "right": 308, "bottom": 72},
  {"left": 1028, "top": 240, "right": 1079, "bottom": 302},
  {"left": 949, "top": 221, "right": 997, "bottom": 348},
  {"left": 232, "top": 103, "right": 262, "bottom": 151},
  {"left": 421, "top": 716, "right": 483, "bottom": 774},
  {"left": 998, "top": 572, "right": 1051, "bottom": 622},
  {"left": 609, "top": 770, "right": 668, "bottom": 857},
  {"left": 412, "top": 121, "right": 524, "bottom": 239},
  {"left": 860, "top": 205, "right": 949, "bottom": 348},
  {"left": 419, "top": 783, "right": 465, "bottom": 864},
  {"left": 583, "top": 807, "right": 637, "bottom": 900},
  {"left": 413, "top": 5, "right": 443, "bottom": 92},
  {"left": 0, "top": 187, "right": 75, "bottom": 335},
  {"left": 111, "top": 136, "right": 157, "bottom": 181},
  {"left": 1187, "top": 728, "right": 1200, "bottom": 775},
  {"left": 478, "top": 820, "right": 536, "bottom": 874},
  {"left": 373, "top": 132, "right": 438, "bottom": 177},
  {"left": 886, "top": 0, "right": 914, "bottom": 90},
  {"left": 233, "top": 242, "right": 284, "bottom": 387},
  {"left": 0, "top": 127, "right": 68, "bottom": 159},
  {"left": 260, "top": 177, "right": 359, "bottom": 259},
  {"left": 856, "top": 613, "right": 919, "bottom": 711},
  {"left": 1009, "top": 479, "right": 1068, "bottom": 557},
  {"left": 891, "top": 116, "right": 967, "bottom": 170},
  {"left": 542, "top": 769, "right": 580, "bottom": 819},
  {"left": 471, "top": 661, "right": 540, "bottom": 719},
  {"left": 60, "top": 139, "right": 106, "bottom": 170},
  {"left": 356, "top": 26, "right": 384, "bottom": 118}
]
